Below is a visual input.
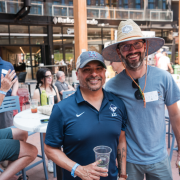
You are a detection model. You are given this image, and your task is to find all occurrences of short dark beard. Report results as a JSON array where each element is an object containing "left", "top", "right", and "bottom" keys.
[
  {"left": 86, "top": 77, "right": 102, "bottom": 91},
  {"left": 120, "top": 51, "right": 145, "bottom": 71}
]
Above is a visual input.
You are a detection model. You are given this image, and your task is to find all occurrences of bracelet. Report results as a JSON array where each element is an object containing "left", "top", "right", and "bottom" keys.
[
  {"left": 0, "top": 90, "right": 6, "bottom": 95},
  {"left": 71, "top": 163, "right": 80, "bottom": 178}
]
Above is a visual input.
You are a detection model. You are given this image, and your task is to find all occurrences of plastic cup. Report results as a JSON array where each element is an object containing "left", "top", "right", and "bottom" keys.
[
  {"left": 30, "top": 99, "right": 38, "bottom": 113},
  {"left": 93, "top": 146, "right": 112, "bottom": 170}
]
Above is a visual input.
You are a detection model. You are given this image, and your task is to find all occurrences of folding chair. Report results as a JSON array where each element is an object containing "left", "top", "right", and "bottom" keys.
[
  {"left": 0, "top": 96, "right": 48, "bottom": 180},
  {"left": 165, "top": 110, "right": 173, "bottom": 149}
]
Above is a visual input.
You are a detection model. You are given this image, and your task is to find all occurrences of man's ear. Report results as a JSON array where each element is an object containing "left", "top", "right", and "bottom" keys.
[{"left": 76, "top": 71, "right": 79, "bottom": 80}]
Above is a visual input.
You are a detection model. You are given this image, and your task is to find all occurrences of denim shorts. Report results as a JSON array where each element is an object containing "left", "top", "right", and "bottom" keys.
[
  {"left": 126, "top": 155, "right": 173, "bottom": 180},
  {"left": 0, "top": 128, "right": 20, "bottom": 161}
]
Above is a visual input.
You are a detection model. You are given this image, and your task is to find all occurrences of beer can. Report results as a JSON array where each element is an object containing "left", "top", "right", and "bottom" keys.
[{"left": 48, "top": 95, "right": 54, "bottom": 105}]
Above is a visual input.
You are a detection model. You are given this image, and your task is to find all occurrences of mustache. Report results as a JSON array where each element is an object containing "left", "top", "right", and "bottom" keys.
[
  {"left": 86, "top": 76, "right": 102, "bottom": 81},
  {"left": 126, "top": 52, "right": 140, "bottom": 58}
]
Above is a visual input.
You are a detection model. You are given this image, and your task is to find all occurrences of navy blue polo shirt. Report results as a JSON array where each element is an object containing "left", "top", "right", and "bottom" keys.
[
  {"left": 0, "top": 57, "right": 15, "bottom": 96},
  {"left": 45, "top": 87, "right": 127, "bottom": 180}
]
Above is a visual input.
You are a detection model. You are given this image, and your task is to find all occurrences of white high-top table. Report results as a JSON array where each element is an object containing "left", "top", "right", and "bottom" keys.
[
  {"left": 14, "top": 109, "right": 49, "bottom": 133},
  {"left": 13, "top": 108, "right": 55, "bottom": 180}
]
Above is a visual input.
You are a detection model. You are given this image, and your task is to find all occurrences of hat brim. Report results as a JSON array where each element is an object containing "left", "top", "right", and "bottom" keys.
[
  {"left": 102, "top": 37, "right": 165, "bottom": 62},
  {"left": 79, "top": 59, "right": 107, "bottom": 69}
]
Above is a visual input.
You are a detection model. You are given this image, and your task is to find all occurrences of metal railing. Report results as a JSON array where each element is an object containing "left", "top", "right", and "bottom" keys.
[
  {"left": 52, "top": 5, "right": 73, "bottom": 17},
  {"left": 0, "top": 1, "right": 173, "bottom": 22},
  {"left": 150, "top": 10, "right": 173, "bottom": 21}
]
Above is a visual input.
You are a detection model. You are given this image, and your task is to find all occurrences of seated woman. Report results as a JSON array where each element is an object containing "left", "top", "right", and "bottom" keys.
[
  {"left": 0, "top": 70, "right": 38, "bottom": 180},
  {"left": 33, "top": 68, "right": 60, "bottom": 173}
]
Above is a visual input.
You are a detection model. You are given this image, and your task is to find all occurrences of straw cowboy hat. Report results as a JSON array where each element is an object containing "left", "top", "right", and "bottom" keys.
[{"left": 102, "top": 19, "right": 164, "bottom": 62}]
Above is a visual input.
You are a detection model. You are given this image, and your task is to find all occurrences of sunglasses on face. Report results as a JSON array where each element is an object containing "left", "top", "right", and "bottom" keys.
[
  {"left": 118, "top": 41, "right": 145, "bottom": 52},
  {"left": 132, "top": 79, "right": 143, "bottom": 100},
  {"left": 44, "top": 75, "right": 53, "bottom": 79}
]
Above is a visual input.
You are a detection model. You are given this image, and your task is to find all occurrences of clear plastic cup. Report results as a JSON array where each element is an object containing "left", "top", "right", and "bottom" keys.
[
  {"left": 93, "top": 146, "right": 112, "bottom": 170},
  {"left": 30, "top": 99, "right": 38, "bottom": 113}
]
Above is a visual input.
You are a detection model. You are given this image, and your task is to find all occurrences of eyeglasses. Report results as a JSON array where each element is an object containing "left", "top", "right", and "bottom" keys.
[
  {"left": 44, "top": 75, "right": 53, "bottom": 79},
  {"left": 119, "top": 41, "right": 145, "bottom": 52},
  {"left": 132, "top": 79, "right": 143, "bottom": 100}
]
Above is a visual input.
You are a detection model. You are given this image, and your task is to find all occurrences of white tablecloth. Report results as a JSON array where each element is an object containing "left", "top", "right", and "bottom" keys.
[{"left": 14, "top": 109, "right": 50, "bottom": 133}]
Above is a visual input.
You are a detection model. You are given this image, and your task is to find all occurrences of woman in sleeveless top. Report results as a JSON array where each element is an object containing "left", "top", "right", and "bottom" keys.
[
  {"left": 33, "top": 68, "right": 60, "bottom": 104},
  {"left": 33, "top": 68, "right": 60, "bottom": 173}
]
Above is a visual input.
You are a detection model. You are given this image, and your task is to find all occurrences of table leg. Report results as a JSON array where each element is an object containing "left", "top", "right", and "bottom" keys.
[{"left": 40, "top": 133, "right": 49, "bottom": 180}]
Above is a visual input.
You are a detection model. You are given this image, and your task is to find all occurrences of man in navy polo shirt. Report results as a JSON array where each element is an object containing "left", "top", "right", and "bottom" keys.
[
  {"left": 45, "top": 51, "right": 128, "bottom": 180},
  {"left": 0, "top": 56, "right": 18, "bottom": 129}
]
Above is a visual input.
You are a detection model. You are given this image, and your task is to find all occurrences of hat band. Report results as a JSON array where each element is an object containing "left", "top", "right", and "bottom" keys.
[{"left": 118, "top": 35, "right": 143, "bottom": 42}]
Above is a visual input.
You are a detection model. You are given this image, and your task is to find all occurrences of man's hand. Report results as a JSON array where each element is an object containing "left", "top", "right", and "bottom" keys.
[
  {"left": 118, "top": 178, "right": 126, "bottom": 180},
  {"left": 75, "top": 160, "right": 108, "bottom": 180},
  {"left": 0, "top": 70, "right": 17, "bottom": 92}
]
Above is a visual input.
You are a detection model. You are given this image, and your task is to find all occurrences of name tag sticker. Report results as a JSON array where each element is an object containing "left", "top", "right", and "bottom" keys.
[
  {"left": 144, "top": 91, "right": 158, "bottom": 103},
  {"left": 2, "top": 69, "right": 8, "bottom": 74}
]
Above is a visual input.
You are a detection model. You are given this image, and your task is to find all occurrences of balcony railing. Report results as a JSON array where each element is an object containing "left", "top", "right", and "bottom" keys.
[{"left": 0, "top": 1, "right": 173, "bottom": 22}]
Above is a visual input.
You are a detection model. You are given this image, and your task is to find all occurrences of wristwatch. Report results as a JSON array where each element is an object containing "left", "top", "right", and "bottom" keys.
[{"left": 120, "top": 174, "right": 128, "bottom": 179}]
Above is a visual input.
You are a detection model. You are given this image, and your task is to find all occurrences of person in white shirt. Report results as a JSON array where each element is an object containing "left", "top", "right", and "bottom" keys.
[
  {"left": 158, "top": 51, "right": 173, "bottom": 73},
  {"left": 155, "top": 48, "right": 163, "bottom": 66}
]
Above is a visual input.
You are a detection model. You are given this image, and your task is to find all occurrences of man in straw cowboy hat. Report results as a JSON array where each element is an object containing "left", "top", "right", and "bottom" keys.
[{"left": 103, "top": 19, "right": 180, "bottom": 180}]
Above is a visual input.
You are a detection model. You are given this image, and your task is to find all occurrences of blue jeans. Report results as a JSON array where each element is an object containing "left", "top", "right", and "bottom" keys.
[{"left": 126, "top": 156, "right": 173, "bottom": 180}]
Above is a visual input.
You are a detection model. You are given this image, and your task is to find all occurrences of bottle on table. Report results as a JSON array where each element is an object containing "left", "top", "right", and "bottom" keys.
[{"left": 41, "top": 90, "right": 47, "bottom": 106}]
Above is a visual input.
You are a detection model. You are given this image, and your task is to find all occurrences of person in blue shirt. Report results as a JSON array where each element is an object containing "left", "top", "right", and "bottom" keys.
[
  {"left": 0, "top": 70, "right": 38, "bottom": 180},
  {"left": 44, "top": 51, "right": 128, "bottom": 180},
  {"left": 0, "top": 57, "right": 19, "bottom": 129},
  {"left": 103, "top": 19, "right": 180, "bottom": 180}
]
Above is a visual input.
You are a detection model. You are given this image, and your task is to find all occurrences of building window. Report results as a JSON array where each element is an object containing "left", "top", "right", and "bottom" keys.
[
  {"left": 62, "top": 27, "right": 74, "bottom": 44},
  {"left": 124, "top": 0, "right": 128, "bottom": 8},
  {"left": 135, "top": 0, "right": 141, "bottom": 9},
  {"left": 148, "top": 0, "right": 167, "bottom": 9},
  {"left": 30, "top": 26, "right": 47, "bottom": 45},
  {"left": 0, "top": 25, "right": 8, "bottom": 33},
  {"left": 10, "top": 25, "right": 29, "bottom": 33},
  {"left": 148, "top": 0, "right": 155, "bottom": 9},
  {"left": 87, "top": 0, "right": 99, "bottom": 6}
]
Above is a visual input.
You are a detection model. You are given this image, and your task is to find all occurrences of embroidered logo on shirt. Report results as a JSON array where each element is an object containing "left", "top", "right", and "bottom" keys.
[
  {"left": 109, "top": 104, "right": 117, "bottom": 117},
  {"left": 76, "top": 112, "right": 85, "bottom": 117}
]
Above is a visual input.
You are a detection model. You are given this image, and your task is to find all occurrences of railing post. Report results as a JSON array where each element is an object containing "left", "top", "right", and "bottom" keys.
[
  {"left": 99, "top": 8, "right": 100, "bottom": 18},
  {"left": 52, "top": 5, "right": 54, "bottom": 16},
  {"left": 42, "top": 4, "right": 44, "bottom": 15},
  {"left": 5, "top": 1, "right": 7, "bottom": 13}
]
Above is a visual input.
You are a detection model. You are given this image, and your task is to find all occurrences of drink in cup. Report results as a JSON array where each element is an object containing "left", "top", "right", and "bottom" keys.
[
  {"left": 48, "top": 95, "right": 54, "bottom": 105},
  {"left": 30, "top": 99, "right": 38, "bottom": 113},
  {"left": 93, "top": 146, "right": 112, "bottom": 170}
]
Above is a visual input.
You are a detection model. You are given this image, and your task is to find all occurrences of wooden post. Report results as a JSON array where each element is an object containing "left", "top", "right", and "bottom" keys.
[{"left": 73, "top": 0, "right": 88, "bottom": 66}]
